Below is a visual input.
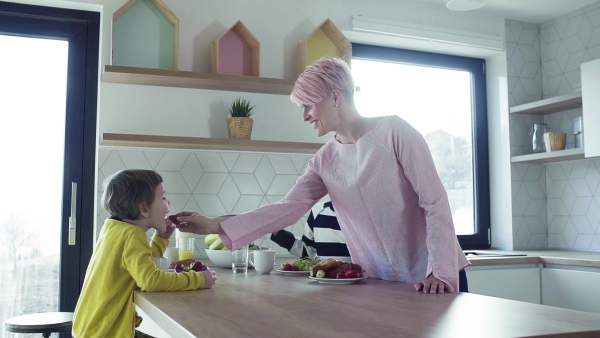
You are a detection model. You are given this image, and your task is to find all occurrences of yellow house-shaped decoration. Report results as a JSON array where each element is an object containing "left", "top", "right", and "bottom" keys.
[
  {"left": 296, "top": 19, "right": 351, "bottom": 75},
  {"left": 112, "top": 0, "right": 179, "bottom": 70},
  {"left": 212, "top": 20, "right": 260, "bottom": 77}
]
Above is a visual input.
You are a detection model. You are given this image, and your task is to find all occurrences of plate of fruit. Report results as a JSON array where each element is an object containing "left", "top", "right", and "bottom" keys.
[
  {"left": 168, "top": 259, "right": 208, "bottom": 273},
  {"left": 277, "top": 257, "right": 321, "bottom": 275},
  {"left": 308, "top": 258, "right": 367, "bottom": 284}
]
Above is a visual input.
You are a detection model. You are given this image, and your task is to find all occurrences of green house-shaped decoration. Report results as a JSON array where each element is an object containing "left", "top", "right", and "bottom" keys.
[
  {"left": 296, "top": 19, "right": 351, "bottom": 76},
  {"left": 212, "top": 21, "right": 260, "bottom": 77},
  {"left": 112, "top": 0, "right": 179, "bottom": 70}
]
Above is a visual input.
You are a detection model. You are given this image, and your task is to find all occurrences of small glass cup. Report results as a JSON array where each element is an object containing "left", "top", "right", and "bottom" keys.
[
  {"left": 177, "top": 237, "right": 195, "bottom": 260},
  {"left": 231, "top": 243, "right": 249, "bottom": 274}
]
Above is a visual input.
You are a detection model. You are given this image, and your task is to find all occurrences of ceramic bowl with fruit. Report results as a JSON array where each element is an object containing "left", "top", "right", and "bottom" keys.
[
  {"left": 205, "top": 249, "right": 233, "bottom": 268},
  {"left": 204, "top": 234, "right": 262, "bottom": 268}
]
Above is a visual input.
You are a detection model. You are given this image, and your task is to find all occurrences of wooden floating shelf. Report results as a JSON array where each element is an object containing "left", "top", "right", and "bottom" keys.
[
  {"left": 102, "top": 65, "right": 295, "bottom": 95},
  {"left": 511, "top": 148, "right": 585, "bottom": 164},
  {"left": 509, "top": 92, "right": 582, "bottom": 115},
  {"left": 100, "top": 133, "right": 323, "bottom": 154}
]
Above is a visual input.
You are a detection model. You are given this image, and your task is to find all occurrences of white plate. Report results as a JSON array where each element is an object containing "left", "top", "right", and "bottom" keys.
[
  {"left": 276, "top": 269, "right": 310, "bottom": 276},
  {"left": 308, "top": 276, "right": 367, "bottom": 284}
]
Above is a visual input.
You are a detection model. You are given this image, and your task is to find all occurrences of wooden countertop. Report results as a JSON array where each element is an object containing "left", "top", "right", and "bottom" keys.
[{"left": 135, "top": 269, "right": 600, "bottom": 337}]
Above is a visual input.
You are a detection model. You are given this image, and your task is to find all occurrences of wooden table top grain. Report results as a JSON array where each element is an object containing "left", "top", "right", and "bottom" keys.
[{"left": 134, "top": 270, "right": 600, "bottom": 338}]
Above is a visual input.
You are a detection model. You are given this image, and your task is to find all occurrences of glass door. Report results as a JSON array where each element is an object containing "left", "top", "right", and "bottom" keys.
[{"left": 0, "top": 2, "right": 99, "bottom": 336}]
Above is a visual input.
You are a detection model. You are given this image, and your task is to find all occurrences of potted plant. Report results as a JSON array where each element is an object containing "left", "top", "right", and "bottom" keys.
[{"left": 227, "top": 97, "right": 255, "bottom": 140}]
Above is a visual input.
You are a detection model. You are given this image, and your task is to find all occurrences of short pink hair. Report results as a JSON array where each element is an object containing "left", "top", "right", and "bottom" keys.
[{"left": 291, "top": 57, "right": 355, "bottom": 106}]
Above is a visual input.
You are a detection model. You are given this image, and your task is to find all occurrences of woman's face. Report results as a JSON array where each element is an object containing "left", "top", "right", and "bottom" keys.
[{"left": 302, "top": 93, "right": 336, "bottom": 137}]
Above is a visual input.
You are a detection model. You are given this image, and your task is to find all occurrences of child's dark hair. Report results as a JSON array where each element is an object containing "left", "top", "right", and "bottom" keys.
[{"left": 102, "top": 169, "right": 163, "bottom": 220}]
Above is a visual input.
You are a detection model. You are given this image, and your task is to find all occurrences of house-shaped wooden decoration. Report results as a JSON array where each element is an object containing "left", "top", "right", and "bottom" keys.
[
  {"left": 212, "top": 21, "right": 260, "bottom": 77},
  {"left": 296, "top": 19, "right": 352, "bottom": 75},
  {"left": 112, "top": 0, "right": 179, "bottom": 70}
]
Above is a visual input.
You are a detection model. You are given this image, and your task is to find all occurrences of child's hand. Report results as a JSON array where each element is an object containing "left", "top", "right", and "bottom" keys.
[
  {"left": 157, "top": 222, "right": 176, "bottom": 240},
  {"left": 200, "top": 269, "right": 217, "bottom": 289}
]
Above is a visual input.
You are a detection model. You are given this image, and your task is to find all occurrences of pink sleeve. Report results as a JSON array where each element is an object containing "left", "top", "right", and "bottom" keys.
[
  {"left": 394, "top": 119, "right": 463, "bottom": 290},
  {"left": 220, "top": 158, "right": 329, "bottom": 251}
]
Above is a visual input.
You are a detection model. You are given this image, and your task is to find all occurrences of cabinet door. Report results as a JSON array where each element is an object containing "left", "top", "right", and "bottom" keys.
[
  {"left": 466, "top": 266, "right": 540, "bottom": 304},
  {"left": 581, "top": 59, "right": 600, "bottom": 158},
  {"left": 542, "top": 268, "right": 600, "bottom": 314}
]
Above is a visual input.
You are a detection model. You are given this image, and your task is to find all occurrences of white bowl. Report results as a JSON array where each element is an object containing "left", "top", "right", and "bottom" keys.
[{"left": 205, "top": 249, "right": 232, "bottom": 268}]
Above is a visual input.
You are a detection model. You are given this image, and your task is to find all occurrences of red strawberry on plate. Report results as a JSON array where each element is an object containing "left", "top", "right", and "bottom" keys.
[{"left": 344, "top": 270, "right": 358, "bottom": 278}]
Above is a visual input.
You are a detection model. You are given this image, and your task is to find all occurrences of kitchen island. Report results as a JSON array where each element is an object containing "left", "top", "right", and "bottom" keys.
[{"left": 135, "top": 268, "right": 600, "bottom": 337}]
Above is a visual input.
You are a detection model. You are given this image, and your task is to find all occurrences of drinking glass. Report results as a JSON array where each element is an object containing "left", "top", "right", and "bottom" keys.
[{"left": 232, "top": 244, "right": 249, "bottom": 274}]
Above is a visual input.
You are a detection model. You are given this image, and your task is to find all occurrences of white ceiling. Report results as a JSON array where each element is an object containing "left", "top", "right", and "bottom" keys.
[{"left": 407, "top": 0, "right": 599, "bottom": 24}]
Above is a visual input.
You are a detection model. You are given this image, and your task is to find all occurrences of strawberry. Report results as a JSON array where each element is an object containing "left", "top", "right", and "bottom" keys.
[
  {"left": 336, "top": 272, "right": 346, "bottom": 279},
  {"left": 175, "top": 262, "right": 185, "bottom": 273},
  {"left": 190, "top": 261, "right": 206, "bottom": 272},
  {"left": 292, "top": 266, "right": 300, "bottom": 271},
  {"left": 168, "top": 215, "right": 180, "bottom": 225},
  {"left": 282, "top": 263, "right": 293, "bottom": 271},
  {"left": 345, "top": 270, "right": 358, "bottom": 278}
]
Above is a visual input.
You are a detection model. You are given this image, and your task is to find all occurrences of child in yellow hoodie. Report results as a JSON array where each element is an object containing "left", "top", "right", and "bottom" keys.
[{"left": 73, "top": 169, "right": 217, "bottom": 337}]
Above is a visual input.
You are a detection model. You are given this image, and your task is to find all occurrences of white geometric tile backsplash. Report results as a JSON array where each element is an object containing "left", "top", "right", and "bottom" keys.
[
  {"left": 97, "top": 148, "right": 315, "bottom": 259},
  {"left": 508, "top": 2, "right": 600, "bottom": 252},
  {"left": 506, "top": 2, "right": 600, "bottom": 252}
]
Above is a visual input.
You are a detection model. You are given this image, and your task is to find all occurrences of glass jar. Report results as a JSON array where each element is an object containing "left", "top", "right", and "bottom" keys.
[{"left": 531, "top": 123, "right": 548, "bottom": 153}]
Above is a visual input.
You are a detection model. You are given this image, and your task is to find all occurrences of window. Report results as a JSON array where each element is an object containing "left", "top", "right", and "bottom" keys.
[{"left": 351, "top": 43, "right": 490, "bottom": 249}]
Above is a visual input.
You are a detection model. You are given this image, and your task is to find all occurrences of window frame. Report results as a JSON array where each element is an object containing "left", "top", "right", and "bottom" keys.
[{"left": 351, "top": 43, "right": 490, "bottom": 249}]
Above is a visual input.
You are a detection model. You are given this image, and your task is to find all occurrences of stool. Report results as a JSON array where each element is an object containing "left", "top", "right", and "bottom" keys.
[{"left": 5, "top": 312, "right": 73, "bottom": 338}]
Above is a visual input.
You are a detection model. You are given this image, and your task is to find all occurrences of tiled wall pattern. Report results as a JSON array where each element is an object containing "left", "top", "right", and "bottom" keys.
[
  {"left": 97, "top": 148, "right": 315, "bottom": 258},
  {"left": 507, "top": 0, "right": 600, "bottom": 251},
  {"left": 506, "top": 19, "right": 548, "bottom": 249}
]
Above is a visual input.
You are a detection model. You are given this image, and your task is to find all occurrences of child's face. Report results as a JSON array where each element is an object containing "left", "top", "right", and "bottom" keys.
[{"left": 148, "top": 182, "right": 171, "bottom": 233}]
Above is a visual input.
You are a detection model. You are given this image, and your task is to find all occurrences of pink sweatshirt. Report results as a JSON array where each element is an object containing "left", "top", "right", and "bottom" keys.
[{"left": 220, "top": 116, "right": 470, "bottom": 290}]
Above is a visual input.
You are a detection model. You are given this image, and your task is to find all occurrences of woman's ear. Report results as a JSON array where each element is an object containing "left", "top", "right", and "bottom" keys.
[{"left": 332, "top": 89, "right": 341, "bottom": 107}]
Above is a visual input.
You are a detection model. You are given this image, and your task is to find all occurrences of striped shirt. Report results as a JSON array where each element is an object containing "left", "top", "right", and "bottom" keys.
[{"left": 270, "top": 201, "right": 351, "bottom": 261}]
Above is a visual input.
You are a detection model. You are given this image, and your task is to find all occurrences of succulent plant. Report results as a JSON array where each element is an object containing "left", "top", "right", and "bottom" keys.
[{"left": 228, "top": 97, "right": 255, "bottom": 118}]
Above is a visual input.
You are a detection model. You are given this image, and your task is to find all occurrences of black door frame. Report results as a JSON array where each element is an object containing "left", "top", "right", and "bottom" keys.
[{"left": 0, "top": 1, "right": 99, "bottom": 311}]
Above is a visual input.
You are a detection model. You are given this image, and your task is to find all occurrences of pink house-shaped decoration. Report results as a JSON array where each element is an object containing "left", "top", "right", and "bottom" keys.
[{"left": 212, "top": 21, "right": 260, "bottom": 77}]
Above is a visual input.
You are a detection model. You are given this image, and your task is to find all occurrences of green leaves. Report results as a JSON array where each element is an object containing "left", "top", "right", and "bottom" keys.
[{"left": 228, "top": 97, "right": 255, "bottom": 118}]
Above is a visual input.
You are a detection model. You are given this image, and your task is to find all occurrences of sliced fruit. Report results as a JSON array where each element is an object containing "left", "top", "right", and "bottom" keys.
[
  {"left": 168, "top": 215, "right": 180, "bottom": 225},
  {"left": 316, "top": 270, "right": 325, "bottom": 278}
]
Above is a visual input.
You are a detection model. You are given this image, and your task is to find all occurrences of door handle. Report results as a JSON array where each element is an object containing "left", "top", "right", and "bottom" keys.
[{"left": 68, "top": 182, "right": 77, "bottom": 245}]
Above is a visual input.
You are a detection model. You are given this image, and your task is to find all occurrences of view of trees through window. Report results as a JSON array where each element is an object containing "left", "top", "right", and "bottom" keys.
[
  {"left": 352, "top": 58, "right": 475, "bottom": 235},
  {"left": 0, "top": 35, "right": 66, "bottom": 337}
]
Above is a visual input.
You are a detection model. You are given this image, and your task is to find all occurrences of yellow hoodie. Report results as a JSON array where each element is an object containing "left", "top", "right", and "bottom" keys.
[{"left": 73, "top": 218, "right": 207, "bottom": 337}]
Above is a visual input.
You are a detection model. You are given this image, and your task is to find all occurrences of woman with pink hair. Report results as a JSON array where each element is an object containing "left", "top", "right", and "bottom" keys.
[{"left": 175, "top": 57, "right": 469, "bottom": 293}]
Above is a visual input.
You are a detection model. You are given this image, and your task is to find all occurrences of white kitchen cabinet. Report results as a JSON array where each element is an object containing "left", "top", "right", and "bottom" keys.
[
  {"left": 541, "top": 266, "right": 600, "bottom": 314},
  {"left": 465, "top": 264, "right": 540, "bottom": 304},
  {"left": 581, "top": 59, "right": 600, "bottom": 158}
]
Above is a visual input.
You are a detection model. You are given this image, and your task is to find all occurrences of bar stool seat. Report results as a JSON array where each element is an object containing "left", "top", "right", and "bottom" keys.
[{"left": 5, "top": 312, "right": 73, "bottom": 338}]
